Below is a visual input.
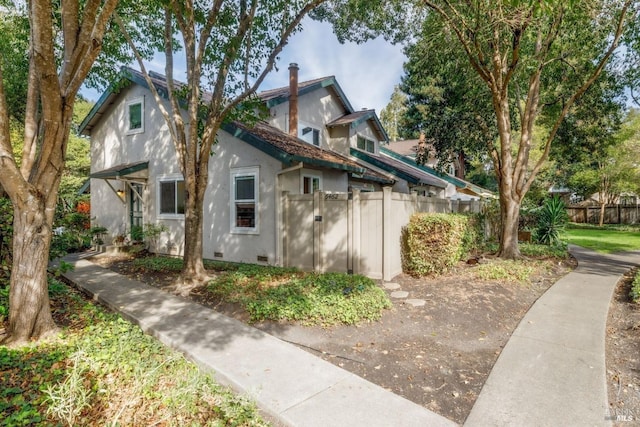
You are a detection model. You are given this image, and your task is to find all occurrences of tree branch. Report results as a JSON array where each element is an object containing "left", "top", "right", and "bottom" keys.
[{"left": 524, "top": 0, "right": 635, "bottom": 196}]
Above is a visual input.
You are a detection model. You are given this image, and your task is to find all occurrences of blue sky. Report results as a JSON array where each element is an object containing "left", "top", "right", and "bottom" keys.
[
  {"left": 82, "top": 18, "right": 406, "bottom": 114},
  {"left": 259, "top": 18, "right": 406, "bottom": 113}
]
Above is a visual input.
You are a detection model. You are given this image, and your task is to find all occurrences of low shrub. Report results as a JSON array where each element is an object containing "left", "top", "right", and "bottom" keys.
[
  {"left": 402, "top": 213, "right": 480, "bottom": 276},
  {"left": 208, "top": 267, "right": 391, "bottom": 326}
]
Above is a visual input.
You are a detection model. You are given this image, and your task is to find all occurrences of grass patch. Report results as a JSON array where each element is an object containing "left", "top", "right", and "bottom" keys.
[
  {"left": 0, "top": 278, "right": 269, "bottom": 426},
  {"left": 481, "top": 242, "right": 569, "bottom": 259},
  {"left": 206, "top": 267, "right": 391, "bottom": 326},
  {"left": 564, "top": 227, "right": 640, "bottom": 253},
  {"left": 476, "top": 260, "right": 537, "bottom": 284},
  {"left": 630, "top": 271, "right": 640, "bottom": 303}
]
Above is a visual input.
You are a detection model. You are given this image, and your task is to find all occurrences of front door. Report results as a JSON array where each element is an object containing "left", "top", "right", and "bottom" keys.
[{"left": 129, "top": 183, "right": 143, "bottom": 240}]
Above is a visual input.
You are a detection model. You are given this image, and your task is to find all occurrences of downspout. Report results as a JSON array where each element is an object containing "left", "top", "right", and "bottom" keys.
[{"left": 275, "top": 161, "right": 304, "bottom": 267}]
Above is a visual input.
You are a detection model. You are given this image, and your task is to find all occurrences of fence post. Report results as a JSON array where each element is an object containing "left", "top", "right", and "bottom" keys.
[
  {"left": 314, "top": 190, "right": 324, "bottom": 272},
  {"left": 280, "top": 191, "right": 289, "bottom": 267},
  {"left": 352, "top": 189, "right": 361, "bottom": 275},
  {"left": 383, "top": 186, "right": 392, "bottom": 281}
]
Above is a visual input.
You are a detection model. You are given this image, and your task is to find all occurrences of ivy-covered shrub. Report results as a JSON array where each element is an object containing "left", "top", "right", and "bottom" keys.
[{"left": 402, "top": 213, "right": 480, "bottom": 276}]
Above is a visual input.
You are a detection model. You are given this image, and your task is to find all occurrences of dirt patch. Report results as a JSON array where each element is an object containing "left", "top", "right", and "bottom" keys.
[
  {"left": 90, "top": 253, "right": 575, "bottom": 424},
  {"left": 606, "top": 268, "right": 640, "bottom": 425}
]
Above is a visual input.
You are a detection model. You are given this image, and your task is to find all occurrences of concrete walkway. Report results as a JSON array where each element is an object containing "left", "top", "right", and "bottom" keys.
[
  {"left": 61, "top": 252, "right": 454, "bottom": 427},
  {"left": 62, "top": 246, "right": 640, "bottom": 427},
  {"left": 465, "top": 246, "right": 640, "bottom": 427}
]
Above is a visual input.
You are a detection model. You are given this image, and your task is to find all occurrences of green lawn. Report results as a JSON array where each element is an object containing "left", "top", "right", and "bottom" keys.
[{"left": 564, "top": 227, "right": 640, "bottom": 253}]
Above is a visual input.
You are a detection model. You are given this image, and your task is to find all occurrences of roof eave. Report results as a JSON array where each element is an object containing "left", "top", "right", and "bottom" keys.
[{"left": 350, "top": 148, "right": 421, "bottom": 185}]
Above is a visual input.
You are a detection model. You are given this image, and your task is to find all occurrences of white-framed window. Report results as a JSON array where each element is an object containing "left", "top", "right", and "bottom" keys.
[
  {"left": 356, "top": 135, "right": 376, "bottom": 153},
  {"left": 299, "top": 121, "right": 321, "bottom": 147},
  {"left": 126, "top": 97, "right": 145, "bottom": 134},
  {"left": 157, "top": 175, "right": 185, "bottom": 218},
  {"left": 302, "top": 174, "right": 322, "bottom": 194},
  {"left": 231, "top": 167, "right": 259, "bottom": 234}
]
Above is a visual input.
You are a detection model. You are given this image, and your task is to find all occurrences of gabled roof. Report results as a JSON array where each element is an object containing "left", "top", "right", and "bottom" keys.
[
  {"left": 327, "top": 109, "right": 389, "bottom": 142},
  {"left": 380, "top": 147, "right": 494, "bottom": 198},
  {"left": 224, "top": 121, "right": 393, "bottom": 184},
  {"left": 79, "top": 67, "right": 159, "bottom": 135},
  {"left": 79, "top": 67, "right": 395, "bottom": 186},
  {"left": 350, "top": 148, "right": 447, "bottom": 189},
  {"left": 257, "top": 76, "right": 355, "bottom": 113}
]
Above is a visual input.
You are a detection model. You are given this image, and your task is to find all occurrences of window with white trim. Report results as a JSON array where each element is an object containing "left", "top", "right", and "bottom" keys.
[
  {"left": 231, "top": 167, "right": 259, "bottom": 233},
  {"left": 126, "top": 97, "right": 145, "bottom": 134},
  {"left": 357, "top": 135, "right": 375, "bottom": 153},
  {"left": 157, "top": 176, "right": 185, "bottom": 217},
  {"left": 299, "top": 122, "right": 321, "bottom": 146},
  {"left": 302, "top": 174, "right": 322, "bottom": 194}
]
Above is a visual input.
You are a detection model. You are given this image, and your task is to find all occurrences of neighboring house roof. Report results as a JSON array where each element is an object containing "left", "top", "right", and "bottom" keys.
[
  {"left": 379, "top": 147, "right": 494, "bottom": 198},
  {"left": 350, "top": 148, "right": 447, "bottom": 189},
  {"left": 386, "top": 139, "right": 420, "bottom": 157},
  {"left": 224, "top": 121, "right": 393, "bottom": 184},
  {"left": 326, "top": 109, "right": 389, "bottom": 143}
]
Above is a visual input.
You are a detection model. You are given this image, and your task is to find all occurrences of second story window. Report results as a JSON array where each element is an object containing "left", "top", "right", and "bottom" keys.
[
  {"left": 127, "top": 97, "right": 145, "bottom": 134},
  {"left": 357, "top": 135, "right": 375, "bottom": 153},
  {"left": 299, "top": 122, "right": 321, "bottom": 147}
]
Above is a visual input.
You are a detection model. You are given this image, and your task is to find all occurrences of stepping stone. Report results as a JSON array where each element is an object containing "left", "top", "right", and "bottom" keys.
[
  {"left": 383, "top": 282, "right": 401, "bottom": 290},
  {"left": 405, "top": 299, "right": 426, "bottom": 307},
  {"left": 390, "top": 291, "right": 409, "bottom": 299}
]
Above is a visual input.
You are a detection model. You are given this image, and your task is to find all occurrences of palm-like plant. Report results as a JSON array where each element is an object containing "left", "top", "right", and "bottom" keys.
[{"left": 535, "top": 197, "right": 569, "bottom": 246}]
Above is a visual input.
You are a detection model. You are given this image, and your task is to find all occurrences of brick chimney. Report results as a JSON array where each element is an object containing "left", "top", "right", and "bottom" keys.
[{"left": 288, "top": 63, "right": 299, "bottom": 137}]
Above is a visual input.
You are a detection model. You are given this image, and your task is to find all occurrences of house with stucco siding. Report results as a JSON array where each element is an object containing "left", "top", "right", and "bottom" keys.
[{"left": 80, "top": 64, "right": 490, "bottom": 269}]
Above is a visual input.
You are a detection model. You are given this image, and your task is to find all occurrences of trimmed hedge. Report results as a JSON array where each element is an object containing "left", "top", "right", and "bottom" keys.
[{"left": 402, "top": 213, "right": 478, "bottom": 276}]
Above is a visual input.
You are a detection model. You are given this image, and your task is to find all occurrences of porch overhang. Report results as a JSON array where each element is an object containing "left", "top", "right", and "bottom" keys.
[
  {"left": 90, "top": 161, "right": 148, "bottom": 204},
  {"left": 90, "top": 161, "right": 149, "bottom": 181}
]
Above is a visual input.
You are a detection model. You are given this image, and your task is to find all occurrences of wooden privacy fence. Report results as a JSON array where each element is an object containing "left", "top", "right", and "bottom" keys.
[
  {"left": 567, "top": 205, "right": 640, "bottom": 225},
  {"left": 282, "top": 187, "right": 482, "bottom": 281}
]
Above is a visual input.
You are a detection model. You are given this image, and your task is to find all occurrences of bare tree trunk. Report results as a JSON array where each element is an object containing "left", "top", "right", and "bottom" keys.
[
  {"left": 180, "top": 160, "right": 209, "bottom": 294},
  {"left": 599, "top": 201, "right": 606, "bottom": 227},
  {"left": 5, "top": 193, "right": 57, "bottom": 344},
  {"left": 498, "top": 190, "right": 521, "bottom": 259}
]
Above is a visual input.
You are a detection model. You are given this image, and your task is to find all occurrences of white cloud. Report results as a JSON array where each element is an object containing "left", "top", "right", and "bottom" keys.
[
  {"left": 262, "top": 18, "right": 406, "bottom": 113},
  {"left": 82, "top": 18, "right": 406, "bottom": 114}
]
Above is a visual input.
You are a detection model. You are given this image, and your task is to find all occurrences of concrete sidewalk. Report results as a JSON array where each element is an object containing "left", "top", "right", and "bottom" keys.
[
  {"left": 62, "top": 253, "right": 455, "bottom": 427},
  {"left": 465, "top": 246, "right": 640, "bottom": 427}
]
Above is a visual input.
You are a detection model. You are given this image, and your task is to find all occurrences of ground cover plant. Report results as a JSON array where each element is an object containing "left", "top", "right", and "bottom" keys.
[
  {"left": 0, "top": 277, "right": 269, "bottom": 426},
  {"left": 564, "top": 226, "right": 640, "bottom": 253},
  {"left": 130, "top": 256, "right": 392, "bottom": 326},
  {"left": 90, "top": 243, "right": 575, "bottom": 424}
]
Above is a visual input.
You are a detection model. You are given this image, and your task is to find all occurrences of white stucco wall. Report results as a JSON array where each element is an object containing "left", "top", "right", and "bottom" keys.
[
  {"left": 90, "top": 82, "right": 357, "bottom": 266},
  {"left": 267, "top": 86, "right": 347, "bottom": 152},
  {"left": 90, "top": 84, "right": 178, "bottom": 245}
]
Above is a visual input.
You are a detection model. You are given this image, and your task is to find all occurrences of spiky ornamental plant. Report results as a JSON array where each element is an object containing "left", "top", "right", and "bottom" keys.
[{"left": 535, "top": 196, "right": 569, "bottom": 246}]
